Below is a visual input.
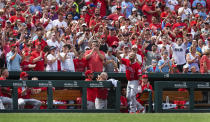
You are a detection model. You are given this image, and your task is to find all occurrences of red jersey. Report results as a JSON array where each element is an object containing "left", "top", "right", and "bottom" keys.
[
  {"left": 21, "top": 61, "right": 33, "bottom": 71},
  {"left": 30, "top": 50, "right": 45, "bottom": 71},
  {"left": 0, "top": 77, "right": 11, "bottom": 97},
  {"left": 95, "top": 87, "right": 108, "bottom": 100},
  {"left": 84, "top": 49, "right": 105, "bottom": 72},
  {"left": 9, "top": 16, "right": 25, "bottom": 23},
  {"left": 141, "top": 84, "right": 153, "bottom": 91},
  {"left": 120, "top": 96, "right": 128, "bottom": 113},
  {"left": 85, "top": 78, "right": 96, "bottom": 102},
  {"left": 142, "top": 4, "right": 155, "bottom": 23},
  {"left": 121, "top": 58, "right": 142, "bottom": 81},
  {"left": 18, "top": 87, "right": 31, "bottom": 99},
  {"left": 73, "top": 58, "right": 87, "bottom": 72}
]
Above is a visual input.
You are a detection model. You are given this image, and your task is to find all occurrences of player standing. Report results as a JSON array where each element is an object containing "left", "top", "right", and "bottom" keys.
[{"left": 117, "top": 52, "right": 142, "bottom": 113}]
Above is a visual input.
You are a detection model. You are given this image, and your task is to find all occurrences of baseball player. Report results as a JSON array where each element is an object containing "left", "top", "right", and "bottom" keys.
[
  {"left": 0, "top": 68, "right": 13, "bottom": 109},
  {"left": 85, "top": 70, "right": 96, "bottom": 109},
  {"left": 18, "top": 72, "right": 42, "bottom": 109},
  {"left": 117, "top": 52, "right": 142, "bottom": 113},
  {"left": 95, "top": 72, "right": 108, "bottom": 109}
]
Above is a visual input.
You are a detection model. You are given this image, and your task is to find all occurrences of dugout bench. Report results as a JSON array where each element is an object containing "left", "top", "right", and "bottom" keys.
[{"left": 0, "top": 80, "right": 121, "bottom": 113}]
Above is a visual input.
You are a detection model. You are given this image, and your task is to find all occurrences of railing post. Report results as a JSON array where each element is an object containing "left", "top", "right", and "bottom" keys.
[
  {"left": 154, "top": 82, "right": 162, "bottom": 113},
  {"left": 189, "top": 87, "right": 194, "bottom": 111},
  {"left": 115, "top": 81, "right": 121, "bottom": 113},
  {"left": 47, "top": 87, "right": 53, "bottom": 109},
  {"left": 148, "top": 91, "right": 152, "bottom": 113},
  {"left": 12, "top": 86, "right": 18, "bottom": 110},
  {"left": 82, "top": 86, "right": 87, "bottom": 110}
]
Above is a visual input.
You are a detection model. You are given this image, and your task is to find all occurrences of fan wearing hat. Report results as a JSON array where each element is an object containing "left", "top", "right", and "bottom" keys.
[
  {"left": 146, "top": 59, "right": 161, "bottom": 73},
  {"left": 18, "top": 72, "right": 42, "bottom": 109},
  {"left": 85, "top": 70, "right": 96, "bottom": 109},
  {"left": 6, "top": 43, "right": 22, "bottom": 71},
  {"left": 46, "top": 46, "right": 58, "bottom": 72},
  {"left": 107, "top": 6, "right": 124, "bottom": 21},
  {"left": 104, "top": 47, "right": 118, "bottom": 72},
  {"left": 116, "top": 51, "right": 142, "bottom": 113},
  {"left": 30, "top": 44, "right": 47, "bottom": 71},
  {"left": 21, "top": 51, "right": 36, "bottom": 71}
]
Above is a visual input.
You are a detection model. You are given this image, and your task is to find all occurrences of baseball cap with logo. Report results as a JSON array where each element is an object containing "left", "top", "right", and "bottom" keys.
[
  {"left": 142, "top": 74, "right": 148, "bottom": 79},
  {"left": 20, "top": 72, "right": 29, "bottom": 78},
  {"left": 85, "top": 70, "right": 93, "bottom": 76}
]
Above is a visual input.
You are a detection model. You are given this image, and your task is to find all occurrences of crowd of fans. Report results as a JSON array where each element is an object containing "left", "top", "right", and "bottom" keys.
[{"left": 0, "top": 0, "right": 209, "bottom": 74}]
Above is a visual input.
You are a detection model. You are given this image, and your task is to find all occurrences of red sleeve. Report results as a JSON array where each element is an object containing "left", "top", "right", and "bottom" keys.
[
  {"left": 142, "top": 5, "right": 151, "bottom": 13},
  {"left": 121, "top": 58, "right": 128, "bottom": 65},
  {"left": 18, "top": 88, "right": 22, "bottom": 97},
  {"left": 43, "top": 21, "right": 49, "bottom": 28}
]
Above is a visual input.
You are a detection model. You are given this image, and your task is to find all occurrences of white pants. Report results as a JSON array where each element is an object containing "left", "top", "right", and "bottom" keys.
[
  {"left": 0, "top": 96, "right": 13, "bottom": 109},
  {"left": 127, "top": 80, "right": 139, "bottom": 113},
  {"left": 18, "top": 98, "right": 42, "bottom": 109},
  {"left": 87, "top": 101, "right": 95, "bottom": 109},
  {"left": 95, "top": 98, "right": 107, "bottom": 109}
]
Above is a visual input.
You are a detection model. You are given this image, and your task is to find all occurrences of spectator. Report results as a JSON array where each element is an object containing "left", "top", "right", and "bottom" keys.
[
  {"left": 0, "top": 68, "right": 13, "bottom": 109},
  {"left": 200, "top": 49, "right": 210, "bottom": 73},
  {"left": 146, "top": 59, "right": 161, "bottom": 73},
  {"left": 108, "top": 6, "right": 124, "bottom": 21},
  {"left": 158, "top": 51, "right": 172, "bottom": 73},
  {"left": 18, "top": 72, "right": 42, "bottom": 109},
  {"left": 59, "top": 44, "right": 76, "bottom": 72},
  {"left": 186, "top": 46, "right": 200, "bottom": 72},
  {"left": 142, "top": 44, "right": 161, "bottom": 67},
  {"left": 73, "top": 50, "right": 87, "bottom": 72},
  {"left": 95, "top": 72, "right": 108, "bottom": 109},
  {"left": 131, "top": 45, "right": 142, "bottom": 66},
  {"left": 30, "top": 45, "right": 47, "bottom": 71},
  {"left": 202, "top": 37, "right": 210, "bottom": 53},
  {"left": 84, "top": 40, "right": 105, "bottom": 72},
  {"left": 178, "top": 1, "right": 192, "bottom": 21},
  {"left": 119, "top": 45, "right": 130, "bottom": 73},
  {"left": 142, "top": 0, "right": 160, "bottom": 23},
  {"left": 170, "top": 37, "right": 188, "bottom": 72},
  {"left": 6, "top": 44, "right": 22, "bottom": 71},
  {"left": 29, "top": 0, "right": 42, "bottom": 14},
  {"left": 104, "top": 47, "right": 118, "bottom": 72},
  {"left": 46, "top": 46, "right": 59, "bottom": 72},
  {"left": 121, "top": 0, "right": 134, "bottom": 18}
]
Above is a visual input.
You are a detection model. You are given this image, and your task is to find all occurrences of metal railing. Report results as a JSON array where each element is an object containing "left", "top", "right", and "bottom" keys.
[{"left": 0, "top": 80, "right": 121, "bottom": 113}]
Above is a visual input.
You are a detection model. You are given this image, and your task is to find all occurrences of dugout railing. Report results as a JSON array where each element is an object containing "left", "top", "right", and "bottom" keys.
[
  {"left": 0, "top": 80, "right": 121, "bottom": 113},
  {"left": 154, "top": 81, "right": 210, "bottom": 113}
]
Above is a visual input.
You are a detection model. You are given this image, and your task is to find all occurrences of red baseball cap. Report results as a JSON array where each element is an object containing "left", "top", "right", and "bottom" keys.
[
  {"left": 172, "top": 64, "right": 177, "bottom": 68},
  {"left": 85, "top": 70, "right": 93, "bottom": 76},
  {"left": 142, "top": 74, "right": 148, "bottom": 79},
  {"left": 20, "top": 72, "right": 29, "bottom": 78},
  {"left": 165, "top": 23, "right": 171, "bottom": 27},
  {"left": 10, "top": 43, "right": 17, "bottom": 48}
]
